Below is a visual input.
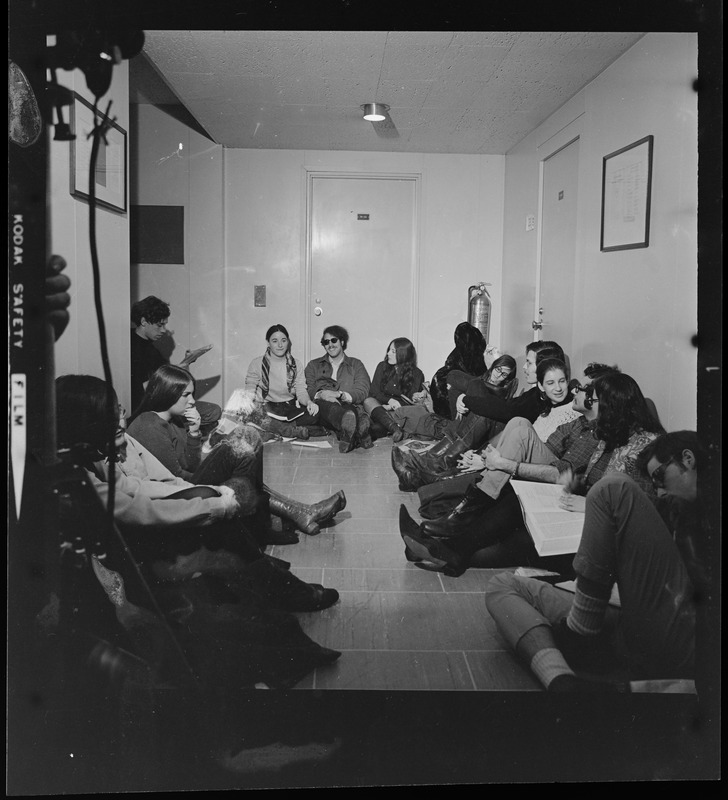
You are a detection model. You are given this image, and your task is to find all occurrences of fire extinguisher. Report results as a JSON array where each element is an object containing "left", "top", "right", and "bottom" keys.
[{"left": 468, "top": 282, "right": 492, "bottom": 343}]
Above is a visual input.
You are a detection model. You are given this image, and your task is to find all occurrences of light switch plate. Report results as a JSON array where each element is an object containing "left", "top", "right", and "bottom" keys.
[{"left": 254, "top": 285, "right": 266, "bottom": 307}]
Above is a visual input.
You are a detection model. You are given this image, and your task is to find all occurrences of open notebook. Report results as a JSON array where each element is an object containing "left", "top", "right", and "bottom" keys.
[{"left": 510, "top": 480, "right": 584, "bottom": 556}]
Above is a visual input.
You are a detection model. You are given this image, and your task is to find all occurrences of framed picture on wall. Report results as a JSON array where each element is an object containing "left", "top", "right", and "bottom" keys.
[
  {"left": 70, "top": 93, "right": 127, "bottom": 213},
  {"left": 600, "top": 135, "right": 653, "bottom": 252}
]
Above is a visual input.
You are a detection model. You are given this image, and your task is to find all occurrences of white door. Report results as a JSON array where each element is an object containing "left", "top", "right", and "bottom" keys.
[
  {"left": 535, "top": 138, "right": 580, "bottom": 361},
  {"left": 306, "top": 174, "right": 419, "bottom": 380}
]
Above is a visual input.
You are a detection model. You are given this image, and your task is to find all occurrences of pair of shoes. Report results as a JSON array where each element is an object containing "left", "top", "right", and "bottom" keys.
[
  {"left": 398, "top": 505, "right": 466, "bottom": 576},
  {"left": 551, "top": 618, "right": 617, "bottom": 674},
  {"left": 420, "top": 484, "right": 495, "bottom": 539},
  {"left": 283, "top": 584, "right": 340, "bottom": 612}
]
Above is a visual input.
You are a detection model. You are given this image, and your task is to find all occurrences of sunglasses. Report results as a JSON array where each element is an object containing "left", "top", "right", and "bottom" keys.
[
  {"left": 322, "top": 337, "right": 339, "bottom": 345},
  {"left": 650, "top": 456, "right": 678, "bottom": 489}
]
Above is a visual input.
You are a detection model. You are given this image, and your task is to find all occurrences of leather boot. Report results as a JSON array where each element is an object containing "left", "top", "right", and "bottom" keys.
[
  {"left": 337, "top": 408, "right": 359, "bottom": 452},
  {"left": 265, "top": 485, "right": 346, "bottom": 526},
  {"left": 355, "top": 408, "right": 374, "bottom": 449},
  {"left": 420, "top": 483, "right": 496, "bottom": 539},
  {"left": 391, "top": 446, "right": 424, "bottom": 492},
  {"left": 370, "top": 406, "right": 405, "bottom": 443},
  {"left": 398, "top": 505, "right": 466, "bottom": 576},
  {"left": 265, "top": 418, "right": 310, "bottom": 439},
  {"left": 307, "top": 489, "right": 347, "bottom": 523},
  {"left": 265, "top": 493, "right": 320, "bottom": 535}
]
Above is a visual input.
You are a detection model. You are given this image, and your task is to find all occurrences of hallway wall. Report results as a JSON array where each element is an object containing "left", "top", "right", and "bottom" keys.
[{"left": 501, "top": 32, "right": 698, "bottom": 430}]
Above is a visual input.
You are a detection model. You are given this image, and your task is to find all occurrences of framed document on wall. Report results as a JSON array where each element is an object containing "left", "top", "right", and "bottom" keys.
[
  {"left": 70, "top": 93, "right": 127, "bottom": 213},
  {"left": 600, "top": 135, "right": 653, "bottom": 252}
]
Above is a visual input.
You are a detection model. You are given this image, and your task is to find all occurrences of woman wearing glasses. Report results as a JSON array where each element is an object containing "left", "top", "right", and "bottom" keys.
[
  {"left": 400, "top": 367, "right": 664, "bottom": 575},
  {"left": 304, "top": 325, "right": 373, "bottom": 452},
  {"left": 362, "top": 337, "right": 427, "bottom": 442}
]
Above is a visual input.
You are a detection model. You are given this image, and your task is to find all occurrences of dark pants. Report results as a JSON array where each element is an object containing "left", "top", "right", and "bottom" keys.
[
  {"left": 192, "top": 433, "right": 264, "bottom": 516},
  {"left": 316, "top": 399, "right": 360, "bottom": 435}
]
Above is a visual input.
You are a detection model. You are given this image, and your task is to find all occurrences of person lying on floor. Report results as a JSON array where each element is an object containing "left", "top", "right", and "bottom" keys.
[
  {"left": 390, "top": 340, "right": 565, "bottom": 459},
  {"left": 127, "top": 364, "right": 346, "bottom": 544},
  {"left": 304, "top": 324, "right": 373, "bottom": 452},
  {"left": 362, "top": 337, "right": 427, "bottom": 442},
  {"left": 55, "top": 374, "right": 343, "bottom": 690},
  {"left": 399, "top": 368, "right": 663, "bottom": 576},
  {"left": 245, "top": 323, "right": 324, "bottom": 440},
  {"left": 484, "top": 431, "right": 708, "bottom": 692},
  {"left": 392, "top": 349, "right": 570, "bottom": 492}
]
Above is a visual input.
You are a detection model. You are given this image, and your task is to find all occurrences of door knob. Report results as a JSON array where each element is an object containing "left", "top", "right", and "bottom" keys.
[{"left": 314, "top": 307, "right": 322, "bottom": 316}]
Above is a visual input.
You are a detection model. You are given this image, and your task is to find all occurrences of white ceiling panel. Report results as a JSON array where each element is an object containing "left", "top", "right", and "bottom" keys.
[{"left": 134, "top": 30, "right": 646, "bottom": 154}]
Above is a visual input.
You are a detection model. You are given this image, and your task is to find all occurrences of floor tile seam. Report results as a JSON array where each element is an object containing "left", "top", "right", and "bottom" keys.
[{"left": 462, "top": 651, "right": 478, "bottom": 691}]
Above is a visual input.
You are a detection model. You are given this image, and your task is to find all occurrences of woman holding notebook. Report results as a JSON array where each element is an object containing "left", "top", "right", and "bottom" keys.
[
  {"left": 245, "top": 323, "right": 322, "bottom": 439},
  {"left": 363, "top": 337, "right": 427, "bottom": 442}
]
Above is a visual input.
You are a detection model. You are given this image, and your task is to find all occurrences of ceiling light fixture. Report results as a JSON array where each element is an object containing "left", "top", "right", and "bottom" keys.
[{"left": 361, "top": 103, "right": 389, "bottom": 122}]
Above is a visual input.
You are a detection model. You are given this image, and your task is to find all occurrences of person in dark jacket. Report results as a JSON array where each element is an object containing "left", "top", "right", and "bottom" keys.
[
  {"left": 362, "top": 337, "right": 427, "bottom": 442},
  {"left": 130, "top": 295, "right": 220, "bottom": 435},
  {"left": 304, "top": 325, "right": 372, "bottom": 452},
  {"left": 428, "top": 321, "right": 487, "bottom": 419},
  {"left": 391, "top": 341, "right": 565, "bottom": 489}
]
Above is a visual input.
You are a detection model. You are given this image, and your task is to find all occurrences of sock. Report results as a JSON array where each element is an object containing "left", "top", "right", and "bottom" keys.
[
  {"left": 530, "top": 648, "right": 575, "bottom": 690},
  {"left": 567, "top": 575, "right": 611, "bottom": 636}
]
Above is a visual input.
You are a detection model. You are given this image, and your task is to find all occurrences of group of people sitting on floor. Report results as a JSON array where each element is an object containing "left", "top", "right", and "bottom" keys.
[{"left": 59, "top": 291, "right": 704, "bottom": 695}]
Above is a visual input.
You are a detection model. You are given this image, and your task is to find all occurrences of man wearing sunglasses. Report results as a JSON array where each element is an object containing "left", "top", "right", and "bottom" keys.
[
  {"left": 485, "top": 430, "right": 706, "bottom": 692},
  {"left": 304, "top": 325, "right": 372, "bottom": 452}
]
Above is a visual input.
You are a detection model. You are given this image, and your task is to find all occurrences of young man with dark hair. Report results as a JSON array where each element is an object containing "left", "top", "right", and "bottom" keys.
[
  {"left": 304, "top": 325, "right": 372, "bottom": 452},
  {"left": 130, "top": 295, "right": 218, "bottom": 432},
  {"left": 483, "top": 430, "right": 706, "bottom": 692}
]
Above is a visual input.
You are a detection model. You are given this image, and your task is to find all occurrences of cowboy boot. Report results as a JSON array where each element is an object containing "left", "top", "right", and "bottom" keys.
[
  {"left": 369, "top": 406, "right": 406, "bottom": 443},
  {"left": 264, "top": 485, "right": 346, "bottom": 527},
  {"left": 355, "top": 408, "right": 374, "bottom": 449},
  {"left": 337, "top": 408, "right": 359, "bottom": 453},
  {"left": 391, "top": 446, "right": 425, "bottom": 492},
  {"left": 420, "top": 484, "right": 497, "bottom": 539}
]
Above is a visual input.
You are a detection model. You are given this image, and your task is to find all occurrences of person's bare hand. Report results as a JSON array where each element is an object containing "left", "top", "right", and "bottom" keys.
[
  {"left": 455, "top": 394, "right": 469, "bottom": 416},
  {"left": 558, "top": 493, "right": 586, "bottom": 513},
  {"left": 183, "top": 344, "right": 213, "bottom": 366},
  {"left": 318, "top": 389, "right": 341, "bottom": 403}
]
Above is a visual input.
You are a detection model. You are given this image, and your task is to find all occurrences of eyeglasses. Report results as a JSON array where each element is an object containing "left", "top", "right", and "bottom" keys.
[
  {"left": 571, "top": 383, "right": 590, "bottom": 394},
  {"left": 650, "top": 456, "right": 678, "bottom": 489},
  {"left": 322, "top": 337, "right": 339, "bottom": 345},
  {"left": 491, "top": 366, "right": 511, "bottom": 376}
]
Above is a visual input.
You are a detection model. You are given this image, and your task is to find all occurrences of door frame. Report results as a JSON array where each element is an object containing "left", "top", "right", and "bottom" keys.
[
  {"left": 533, "top": 115, "right": 584, "bottom": 343},
  {"left": 302, "top": 170, "right": 421, "bottom": 365}
]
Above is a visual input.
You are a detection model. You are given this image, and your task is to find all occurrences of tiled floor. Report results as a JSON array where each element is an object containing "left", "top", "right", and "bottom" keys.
[{"left": 263, "top": 433, "right": 541, "bottom": 692}]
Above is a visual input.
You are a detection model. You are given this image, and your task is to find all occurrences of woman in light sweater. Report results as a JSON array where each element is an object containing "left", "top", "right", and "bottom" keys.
[
  {"left": 245, "top": 324, "right": 321, "bottom": 439},
  {"left": 128, "top": 364, "right": 346, "bottom": 544}
]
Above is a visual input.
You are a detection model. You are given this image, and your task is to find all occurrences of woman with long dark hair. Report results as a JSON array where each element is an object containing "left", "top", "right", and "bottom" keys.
[
  {"left": 128, "top": 364, "right": 346, "bottom": 543},
  {"left": 55, "top": 374, "right": 343, "bottom": 690},
  {"left": 429, "top": 321, "right": 487, "bottom": 419},
  {"left": 363, "top": 337, "right": 426, "bottom": 441},
  {"left": 245, "top": 323, "right": 321, "bottom": 439}
]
